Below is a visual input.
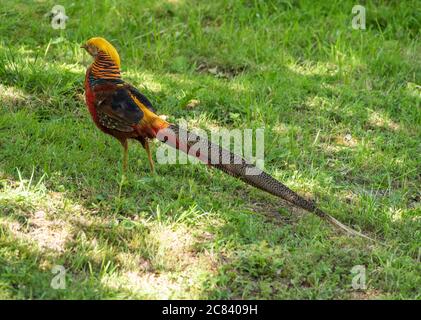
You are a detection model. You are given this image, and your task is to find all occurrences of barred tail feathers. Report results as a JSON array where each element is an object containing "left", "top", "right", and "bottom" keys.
[{"left": 155, "top": 124, "right": 375, "bottom": 240}]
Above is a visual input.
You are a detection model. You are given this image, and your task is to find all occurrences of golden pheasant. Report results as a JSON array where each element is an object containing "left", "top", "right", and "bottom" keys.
[{"left": 81, "top": 37, "right": 373, "bottom": 240}]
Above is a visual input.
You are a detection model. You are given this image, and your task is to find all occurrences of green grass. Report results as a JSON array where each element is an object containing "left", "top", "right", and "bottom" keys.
[{"left": 0, "top": 0, "right": 420, "bottom": 299}]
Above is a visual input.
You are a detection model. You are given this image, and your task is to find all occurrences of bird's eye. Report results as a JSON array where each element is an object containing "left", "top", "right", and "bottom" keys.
[{"left": 88, "top": 45, "right": 98, "bottom": 55}]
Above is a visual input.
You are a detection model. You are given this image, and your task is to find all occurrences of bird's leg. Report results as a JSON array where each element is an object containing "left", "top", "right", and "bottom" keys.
[
  {"left": 121, "top": 139, "right": 128, "bottom": 176},
  {"left": 115, "top": 139, "right": 128, "bottom": 204},
  {"left": 144, "top": 139, "right": 155, "bottom": 173}
]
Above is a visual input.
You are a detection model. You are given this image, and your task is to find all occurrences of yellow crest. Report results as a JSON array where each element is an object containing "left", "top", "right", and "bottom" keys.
[{"left": 86, "top": 37, "right": 121, "bottom": 68}]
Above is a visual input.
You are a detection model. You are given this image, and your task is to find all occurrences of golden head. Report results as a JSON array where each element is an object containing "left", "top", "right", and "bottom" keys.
[{"left": 81, "top": 37, "right": 121, "bottom": 68}]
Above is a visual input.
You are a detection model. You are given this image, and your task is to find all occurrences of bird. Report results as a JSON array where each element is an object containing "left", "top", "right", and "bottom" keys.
[{"left": 81, "top": 37, "right": 374, "bottom": 240}]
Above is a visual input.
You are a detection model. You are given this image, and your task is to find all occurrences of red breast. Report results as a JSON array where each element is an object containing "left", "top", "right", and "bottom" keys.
[{"left": 84, "top": 67, "right": 98, "bottom": 122}]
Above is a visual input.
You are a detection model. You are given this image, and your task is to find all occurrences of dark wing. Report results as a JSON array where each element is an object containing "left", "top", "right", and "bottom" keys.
[
  {"left": 93, "top": 82, "right": 144, "bottom": 132},
  {"left": 127, "top": 85, "right": 157, "bottom": 113}
]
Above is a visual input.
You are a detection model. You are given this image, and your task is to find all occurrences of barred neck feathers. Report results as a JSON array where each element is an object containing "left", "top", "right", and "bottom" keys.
[{"left": 91, "top": 51, "right": 121, "bottom": 80}]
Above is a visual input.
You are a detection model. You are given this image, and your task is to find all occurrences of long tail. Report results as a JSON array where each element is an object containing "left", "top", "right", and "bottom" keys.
[{"left": 152, "top": 122, "right": 374, "bottom": 241}]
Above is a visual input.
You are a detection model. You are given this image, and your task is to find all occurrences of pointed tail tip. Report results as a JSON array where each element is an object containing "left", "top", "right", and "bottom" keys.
[{"left": 315, "top": 209, "right": 380, "bottom": 243}]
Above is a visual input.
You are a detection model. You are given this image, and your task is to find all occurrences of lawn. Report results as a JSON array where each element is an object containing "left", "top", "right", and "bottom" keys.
[{"left": 0, "top": 0, "right": 420, "bottom": 299}]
